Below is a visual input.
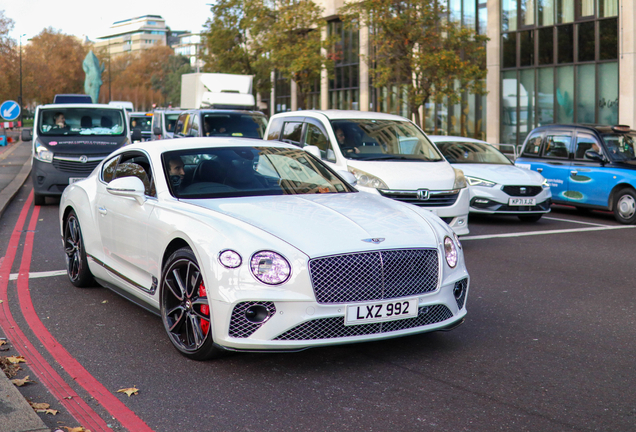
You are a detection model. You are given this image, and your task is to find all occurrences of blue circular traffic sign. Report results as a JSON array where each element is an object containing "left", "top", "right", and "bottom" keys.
[{"left": 1, "top": 100, "right": 21, "bottom": 121}]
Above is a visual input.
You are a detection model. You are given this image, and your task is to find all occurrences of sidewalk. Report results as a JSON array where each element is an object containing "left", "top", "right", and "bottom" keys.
[{"left": 0, "top": 135, "right": 50, "bottom": 432}]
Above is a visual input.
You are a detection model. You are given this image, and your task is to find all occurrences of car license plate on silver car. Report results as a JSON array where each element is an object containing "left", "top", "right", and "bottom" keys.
[
  {"left": 345, "top": 298, "right": 419, "bottom": 326},
  {"left": 69, "top": 177, "right": 85, "bottom": 184},
  {"left": 508, "top": 198, "right": 536, "bottom": 206}
]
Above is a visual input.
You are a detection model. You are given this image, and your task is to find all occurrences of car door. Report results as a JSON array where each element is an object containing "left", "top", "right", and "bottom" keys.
[
  {"left": 569, "top": 132, "right": 610, "bottom": 207},
  {"left": 301, "top": 118, "right": 337, "bottom": 166},
  {"left": 95, "top": 151, "right": 157, "bottom": 292},
  {"left": 533, "top": 131, "right": 573, "bottom": 202}
]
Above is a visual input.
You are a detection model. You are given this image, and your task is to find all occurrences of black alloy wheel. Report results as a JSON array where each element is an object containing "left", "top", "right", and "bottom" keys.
[
  {"left": 160, "top": 247, "right": 223, "bottom": 360},
  {"left": 63, "top": 210, "right": 94, "bottom": 287},
  {"left": 613, "top": 188, "right": 636, "bottom": 224}
]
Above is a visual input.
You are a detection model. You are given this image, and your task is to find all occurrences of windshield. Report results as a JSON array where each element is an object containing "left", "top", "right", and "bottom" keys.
[
  {"left": 38, "top": 108, "right": 126, "bottom": 136},
  {"left": 602, "top": 133, "right": 636, "bottom": 161},
  {"left": 163, "top": 146, "right": 354, "bottom": 199},
  {"left": 130, "top": 115, "right": 152, "bottom": 132},
  {"left": 202, "top": 113, "right": 267, "bottom": 139},
  {"left": 436, "top": 141, "right": 513, "bottom": 165},
  {"left": 165, "top": 113, "right": 180, "bottom": 133},
  {"left": 330, "top": 119, "right": 444, "bottom": 161}
]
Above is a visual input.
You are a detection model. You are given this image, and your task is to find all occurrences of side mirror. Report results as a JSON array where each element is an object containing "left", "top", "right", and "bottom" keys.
[
  {"left": 584, "top": 149, "right": 604, "bottom": 162},
  {"left": 153, "top": 126, "right": 162, "bottom": 136},
  {"left": 337, "top": 170, "right": 358, "bottom": 186},
  {"left": 21, "top": 128, "right": 32, "bottom": 142},
  {"left": 131, "top": 129, "right": 143, "bottom": 142},
  {"left": 106, "top": 176, "right": 146, "bottom": 205},
  {"left": 304, "top": 145, "right": 322, "bottom": 159}
]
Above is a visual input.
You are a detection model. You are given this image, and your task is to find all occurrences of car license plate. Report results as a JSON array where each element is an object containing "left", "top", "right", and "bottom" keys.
[
  {"left": 345, "top": 298, "right": 418, "bottom": 326},
  {"left": 69, "top": 177, "right": 85, "bottom": 184},
  {"left": 508, "top": 197, "right": 536, "bottom": 206}
]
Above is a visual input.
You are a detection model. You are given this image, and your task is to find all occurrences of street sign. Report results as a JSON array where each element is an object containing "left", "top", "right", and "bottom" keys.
[{"left": 0, "top": 100, "right": 20, "bottom": 121}]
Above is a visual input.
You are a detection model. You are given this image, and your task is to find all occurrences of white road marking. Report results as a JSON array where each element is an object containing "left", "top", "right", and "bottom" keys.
[
  {"left": 461, "top": 224, "right": 636, "bottom": 241},
  {"left": 542, "top": 216, "right": 610, "bottom": 227},
  {"left": 9, "top": 270, "right": 67, "bottom": 281}
]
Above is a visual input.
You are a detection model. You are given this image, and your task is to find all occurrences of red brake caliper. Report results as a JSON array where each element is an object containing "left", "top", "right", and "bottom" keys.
[{"left": 199, "top": 282, "right": 210, "bottom": 335}]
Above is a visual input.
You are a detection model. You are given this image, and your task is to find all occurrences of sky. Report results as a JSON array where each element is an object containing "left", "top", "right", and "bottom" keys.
[{"left": 1, "top": 0, "right": 212, "bottom": 42}]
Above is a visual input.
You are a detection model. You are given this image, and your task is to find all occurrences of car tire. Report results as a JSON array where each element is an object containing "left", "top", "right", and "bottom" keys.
[
  {"left": 33, "top": 193, "right": 45, "bottom": 206},
  {"left": 160, "top": 247, "right": 224, "bottom": 361},
  {"left": 63, "top": 210, "right": 94, "bottom": 287},
  {"left": 613, "top": 188, "right": 636, "bottom": 224},
  {"left": 518, "top": 214, "right": 542, "bottom": 222}
]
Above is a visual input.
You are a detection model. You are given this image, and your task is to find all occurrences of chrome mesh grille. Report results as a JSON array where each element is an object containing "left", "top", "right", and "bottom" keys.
[
  {"left": 273, "top": 305, "right": 453, "bottom": 340},
  {"left": 454, "top": 278, "right": 468, "bottom": 310},
  {"left": 309, "top": 249, "right": 439, "bottom": 304},
  {"left": 228, "top": 301, "right": 276, "bottom": 338}
]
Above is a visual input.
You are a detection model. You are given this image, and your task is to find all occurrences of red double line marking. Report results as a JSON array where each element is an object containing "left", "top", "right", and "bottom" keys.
[{"left": 0, "top": 191, "right": 154, "bottom": 432}]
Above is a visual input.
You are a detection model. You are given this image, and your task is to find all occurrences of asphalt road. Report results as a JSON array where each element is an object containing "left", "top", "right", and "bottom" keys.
[{"left": 1, "top": 182, "right": 635, "bottom": 432}]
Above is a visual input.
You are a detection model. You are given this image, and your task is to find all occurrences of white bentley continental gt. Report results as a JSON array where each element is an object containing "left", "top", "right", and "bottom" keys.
[{"left": 59, "top": 138, "right": 469, "bottom": 360}]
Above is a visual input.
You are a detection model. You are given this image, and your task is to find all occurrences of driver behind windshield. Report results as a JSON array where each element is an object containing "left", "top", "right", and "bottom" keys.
[
  {"left": 167, "top": 155, "right": 186, "bottom": 191},
  {"left": 52, "top": 112, "right": 70, "bottom": 132}
]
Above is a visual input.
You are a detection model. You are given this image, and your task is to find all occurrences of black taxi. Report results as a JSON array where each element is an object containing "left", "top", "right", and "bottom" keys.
[{"left": 514, "top": 124, "right": 636, "bottom": 224}]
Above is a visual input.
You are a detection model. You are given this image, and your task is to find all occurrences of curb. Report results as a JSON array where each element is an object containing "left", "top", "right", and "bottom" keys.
[
  {"left": 0, "top": 365, "right": 50, "bottom": 432},
  {"left": 0, "top": 141, "right": 32, "bottom": 220}
]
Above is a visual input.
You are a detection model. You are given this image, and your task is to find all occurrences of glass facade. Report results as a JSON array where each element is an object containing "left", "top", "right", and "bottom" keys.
[
  {"left": 275, "top": 71, "right": 291, "bottom": 114},
  {"left": 501, "top": 0, "right": 619, "bottom": 144},
  {"left": 328, "top": 20, "right": 360, "bottom": 110}
]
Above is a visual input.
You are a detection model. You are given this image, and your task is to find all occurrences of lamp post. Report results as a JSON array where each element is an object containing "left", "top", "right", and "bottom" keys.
[
  {"left": 19, "top": 33, "right": 26, "bottom": 126},
  {"left": 108, "top": 39, "right": 112, "bottom": 102}
]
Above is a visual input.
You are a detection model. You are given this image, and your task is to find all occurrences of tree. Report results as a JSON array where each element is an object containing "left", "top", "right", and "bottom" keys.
[
  {"left": 0, "top": 11, "right": 18, "bottom": 104},
  {"left": 262, "top": 0, "right": 330, "bottom": 110},
  {"left": 340, "top": 0, "right": 488, "bottom": 129},
  {"left": 152, "top": 54, "right": 192, "bottom": 106},
  {"left": 201, "top": 0, "right": 273, "bottom": 99},
  {"left": 22, "top": 28, "right": 88, "bottom": 105}
]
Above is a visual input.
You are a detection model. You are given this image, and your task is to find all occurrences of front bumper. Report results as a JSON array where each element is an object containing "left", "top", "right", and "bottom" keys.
[
  {"left": 468, "top": 185, "right": 552, "bottom": 215},
  {"left": 209, "top": 277, "right": 469, "bottom": 352}
]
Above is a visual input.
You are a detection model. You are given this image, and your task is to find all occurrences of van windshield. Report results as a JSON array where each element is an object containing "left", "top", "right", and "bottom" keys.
[
  {"left": 330, "top": 119, "right": 444, "bottom": 161},
  {"left": 38, "top": 108, "right": 126, "bottom": 136},
  {"left": 130, "top": 115, "right": 152, "bottom": 132}
]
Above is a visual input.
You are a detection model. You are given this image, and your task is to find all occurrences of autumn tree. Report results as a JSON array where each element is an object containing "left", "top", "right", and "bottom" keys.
[
  {"left": 0, "top": 11, "right": 18, "bottom": 105},
  {"left": 22, "top": 28, "right": 89, "bottom": 105},
  {"left": 340, "top": 0, "right": 488, "bottom": 130},
  {"left": 201, "top": 0, "right": 273, "bottom": 99}
]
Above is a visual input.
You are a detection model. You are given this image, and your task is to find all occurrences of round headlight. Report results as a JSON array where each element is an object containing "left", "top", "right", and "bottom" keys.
[
  {"left": 250, "top": 251, "right": 291, "bottom": 285},
  {"left": 444, "top": 236, "right": 458, "bottom": 268},
  {"left": 218, "top": 249, "right": 242, "bottom": 268}
]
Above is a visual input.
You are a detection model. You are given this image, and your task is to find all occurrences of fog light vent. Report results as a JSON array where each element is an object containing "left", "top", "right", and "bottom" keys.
[
  {"left": 229, "top": 301, "right": 276, "bottom": 338},
  {"left": 453, "top": 278, "right": 468, "bottom": 310}
]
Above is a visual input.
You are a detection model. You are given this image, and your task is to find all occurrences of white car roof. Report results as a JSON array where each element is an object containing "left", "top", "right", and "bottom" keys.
[
  {"left": 125, "top": 136, "right": 300, "bottom": 155},
  {"left": 38, "top": 103, "right": 125, "bottom": 110},
  {"left": 272, "top": 110, "right": 412, "bottom": 122},
  {"left": 428, "top": 135, "right": 491, "bottom": 144}
]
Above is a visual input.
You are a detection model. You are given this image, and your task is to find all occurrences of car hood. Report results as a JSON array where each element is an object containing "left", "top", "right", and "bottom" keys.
[
  {"left": 347, "top": 160, "right": 456, "bottom": 190},
  {"left": 451, "top": 163, "right": 545, "bottom": 185},
  {"left": 183, "top": 193, "right": 440, "bottom": 257}
]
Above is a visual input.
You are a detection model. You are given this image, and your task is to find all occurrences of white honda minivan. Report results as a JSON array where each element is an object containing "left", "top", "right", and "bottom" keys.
[{"left": 264, "top": 110, "right": 470, "bottom": 235}]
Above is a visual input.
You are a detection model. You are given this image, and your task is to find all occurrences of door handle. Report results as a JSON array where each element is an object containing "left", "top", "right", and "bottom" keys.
[
  {"left": 570, "top": 170, "right": 578, "bottom": 176},
  {"left": 98, "top": 207, "right": 107, "bottom": 215},
  {"left": 536, "top": 168, "right": 543, "bottom": 173}
]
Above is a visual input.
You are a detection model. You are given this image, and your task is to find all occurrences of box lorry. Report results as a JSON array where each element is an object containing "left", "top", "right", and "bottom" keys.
[{"left": 180, "top": 73, "right": 256, "bottom": 110}]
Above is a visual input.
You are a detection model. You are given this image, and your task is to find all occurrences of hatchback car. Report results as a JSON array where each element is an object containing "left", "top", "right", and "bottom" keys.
[
  {"left": 515, "top": 124, "right": 636, "bottom": 224},
  {"left": 430, "top": 136, "right": 551, "bottom": 222},
  {"left": 265, "top": 110, "right": 470, "bottom": 235},
  {"left": 59, "top": 137, "right": 469, "bottom": 360},
  {"left": 129, "top": 112, "right": 153, "bottom": 142},
  {"left": 174, "top": 109, "right": 268, "bottom": 139}
]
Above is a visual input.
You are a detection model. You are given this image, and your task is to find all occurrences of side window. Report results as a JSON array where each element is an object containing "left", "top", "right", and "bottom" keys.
[
  {"left": 574, "top": 133, "right": 601, "bottom": 160},
  {"left": 522, "top": 133, "right": 543, "bottom": 156},
  {"left": 266, "top": 117, "right": 284, "bottom": 140},
  {"left": 113, "top": 153, "right": 156, "bottom": 197},
  {"left": 282, "top": 122, "right": 303, "bottom": 146},
  {"left": 174, "top": 113, "right": 188, "bottom": 137},
  {"left": 101, "top": 156, "right": 120, "bottom": 183},
  {"left": 188, "top": 114, "right": 200, "bottom": 137},
  {"left": 304, "top": 123, "right": 336, "bottom": 162},
  {"left": 542, "top": 134, "right": 571, "bottom": 159}
]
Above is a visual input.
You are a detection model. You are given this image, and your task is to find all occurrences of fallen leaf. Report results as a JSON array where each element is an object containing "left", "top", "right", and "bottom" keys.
[
  {"left": 0, "top": 357, "right": 21, "bottom": 377},
  {"left": 6, "top": 355, "right": 26, "bottom": 364},
  {"left": 117, "top": 386, "right": 139, "bottom": 397},
  {"left": 101, "top": 300, "right": 108, "bottom": 304},
  {"left": 63, "top": 427, "right": 90, "bottom": 432},
  {"left": 29, "top": 401, "right": 50, "bottom": 410},
  {"left": 11, "top": 375, "right": 34, "bottom": 386},
  {"left": 40, "top": 408, "right": 59, "bottom": 415}
]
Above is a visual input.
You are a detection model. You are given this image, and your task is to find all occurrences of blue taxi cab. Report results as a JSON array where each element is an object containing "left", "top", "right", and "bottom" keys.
[{"left": 515, "top": 124, "right": 636, "bottom": 224}]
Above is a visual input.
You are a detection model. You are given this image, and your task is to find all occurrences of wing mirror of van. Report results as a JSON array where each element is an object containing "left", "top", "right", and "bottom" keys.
[
  {"left": 21, "top": 128, "right": 33, "bottom": 142},
  {"left": 131, "top": 129, "right": 143, "bottom": 142},
  {"left": 337, "top": 170, "right": 358, "bottom": 186}
]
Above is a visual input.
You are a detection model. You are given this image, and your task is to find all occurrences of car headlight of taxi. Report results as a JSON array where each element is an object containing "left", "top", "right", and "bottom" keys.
[
  {"left": 453, "top": 168, "right": 467, "bottom": 189},
  {"left": 444, "top": 236, "right": 458, "bottom": 268},
  {"left": 348, "top": 167, "right": 389, "bottom": 189},
  {"left": 465, "top": 176, "right": 496, "bottom": 187},
  {"left": 34, "top": 141, "right": 53, "bottom": 163},
  {"left": 250, "top": 251, "right": 291, "bottom": 285}
]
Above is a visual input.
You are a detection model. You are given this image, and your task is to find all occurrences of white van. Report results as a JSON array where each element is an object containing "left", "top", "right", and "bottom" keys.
[
  {"left": 108, "top": 101, "right": 134, "bottom": 113},
  {"left": 264, "top": 110, "right": 470, "bottom": 234}
]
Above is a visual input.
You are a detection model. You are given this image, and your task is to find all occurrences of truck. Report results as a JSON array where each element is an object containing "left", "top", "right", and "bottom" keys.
[{"left": 180, "top": 73, "right": 256, "bottom": 110}]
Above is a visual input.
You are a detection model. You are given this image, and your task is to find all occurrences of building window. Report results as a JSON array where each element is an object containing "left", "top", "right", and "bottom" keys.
[
  {"left": 328, "top": 20, "right": 360, "bottom": 110},
  {"left": 275, "top": 71, "right": 290, "bottom": 114}
]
